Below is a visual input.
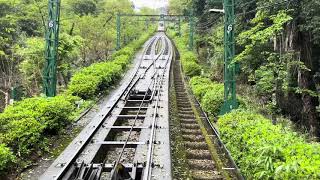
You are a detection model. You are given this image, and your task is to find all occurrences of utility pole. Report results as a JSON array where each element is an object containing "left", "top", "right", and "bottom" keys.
[
  {"left": 210, "top": 0, "right": 238, "bottom": 115},
  {"left": 116, "top": 13, "right": 121, "bottom": 50},
  {"left": 43, "top": 0, "right": 61, "bottom": 97}
]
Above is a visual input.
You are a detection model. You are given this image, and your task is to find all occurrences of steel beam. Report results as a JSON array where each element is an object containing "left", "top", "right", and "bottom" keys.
[
  {"left": 220, "top": 0, "right": 238, "bottom": 115},
  {"left": 43, "top": 0, "right": 61, "bottom": 97}
]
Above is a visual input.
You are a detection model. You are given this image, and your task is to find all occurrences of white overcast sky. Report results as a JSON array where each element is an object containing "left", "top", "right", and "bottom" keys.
[{"left": 131, "top": 0, "right": 168, "bottom": 9}]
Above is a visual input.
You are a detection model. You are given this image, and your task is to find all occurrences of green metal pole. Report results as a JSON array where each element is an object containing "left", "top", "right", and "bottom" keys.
[
  {"left": 188, "top": 14, "right": 194, "bottom": 50},
  {"left": 43, "top": 0, "right": 61, "bottom": 97},
  {"left": 116, "top": 13, "right": 121, "bottom": 50},
  {"left": 220, "top": 0, "right": 238, "bottom": 115}
]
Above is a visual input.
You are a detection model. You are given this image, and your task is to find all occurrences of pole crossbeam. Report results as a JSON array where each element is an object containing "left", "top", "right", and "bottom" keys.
[
  {"left": 118, "top": 14, "right": 186, "bottom": 17},
  {"left": 116, "top": 14, "right": 192, "bottom": 50},
  {"left": 43, "top": 0, "right": 61, "bottom": 97}
]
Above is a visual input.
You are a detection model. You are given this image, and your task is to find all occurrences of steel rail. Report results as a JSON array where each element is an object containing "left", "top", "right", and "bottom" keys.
[
  {"left": 110, "top": 75, "right": 156, "bottom": 179},
  {"left": 143, "top": 36, "right": 173, "bottom": 179},
  {"left": 41, "top": 35, "right": 160, "bottom": 180},
  {"left": 110, "top": 33, "right": 169, "bottom": 179}
]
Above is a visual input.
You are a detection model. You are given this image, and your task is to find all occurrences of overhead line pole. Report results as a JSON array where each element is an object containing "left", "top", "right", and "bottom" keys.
[
  {"left": 221, "top": 0, "right": 238, "bottom": 114},
  {"left": 43, "top": 0, "right": 61, "bottom": 97},
  {"left": 210, "top": 0, "right": 238, "bottom": 115}
]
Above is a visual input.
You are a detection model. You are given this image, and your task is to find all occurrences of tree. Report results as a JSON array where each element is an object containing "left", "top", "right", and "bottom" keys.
[{"left": 71, "top": 0, "right": 98, "bottom": 16}]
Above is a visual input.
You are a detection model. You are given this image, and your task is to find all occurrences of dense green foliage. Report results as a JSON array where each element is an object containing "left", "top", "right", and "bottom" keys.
[
  {"left": 170, "top": 29, "right": 201, "bottom": 77},
  {"left": 218, "top": 110, "right": 320, "bottom": 179},
  {"left": 67, "top": 32, "right": 153, "bottom": 99},
  {"left": 0, "top": 95, "right": 80, "bottom": 171},
  {"left": 189, "top": 76, "right": 224, "bottom": 117},
  {"left": 67, "top": 62, "right": 122, "bottom": 99},
  {"left": 0, "top": 144, "right": 15, "bottom": 171}
]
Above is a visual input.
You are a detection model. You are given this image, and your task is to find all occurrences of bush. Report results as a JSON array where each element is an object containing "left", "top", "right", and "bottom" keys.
[
  {"left": 0, "top": 95, "right": 79, "bottom": 158},
  {"left": 67, "top": 62, "right": 122, "bottom": 99},
  {"left": 182, "top": 61, "right": 201, "bottom": 77},
  {"left": 181, "top": 51, "right": 197, "bottom": 62},
  {"left": 189, "top": 76, "right": 224, "bottom": 116},
  {"left": 111, "top": 46, "right": 134, "bottom": 59},
  {"left": 0, "top": 144, "right": 15, "bottom": 171},
  {"left": 37, "top": 96, "right": 77, "bottom": 132},
  {"left": 202, "top": 84, "right": 224, "bottom": 117},
  {"left": 114, "top": 55, "right": 130, "bottom": 69},
  {"left": 0, "top": 96, "right": 77, "bottom": 133},
  {"left": 170, "top": 35, "right": 201, "bottom": 78},
  {"left": 218, "top": 110, "right": 320, "bottom": 179},
  {"left": 67, "top": 73, "right": 101, "bottom": 99},
  {"left": 67, "top": 30, "right": 154, "bottom": 99},
  {"left": 189, "top": 76, "right": 215, "bottom": 100},
  {"left": 1, "top": 118, "right": 45, "bottom": 156}
]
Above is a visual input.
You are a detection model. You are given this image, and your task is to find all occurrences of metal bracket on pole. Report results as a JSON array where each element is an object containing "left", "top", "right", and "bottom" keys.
[
  {"left": 116, "top": 13, "right": 121, "bottom": 50},
  {"left": 43, "top": 0, "right": 61, "bottom": 97},
  {"left": 220, "top": 0, "right": 238, "bottom": 115}
]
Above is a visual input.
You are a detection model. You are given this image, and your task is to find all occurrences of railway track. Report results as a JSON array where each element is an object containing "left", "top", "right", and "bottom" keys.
[
  {"left": 41, "top": 31, "right": 242, "bottom": 180},
  {"left": 41, "top": 32, "right": 173, "bottom": 180}
]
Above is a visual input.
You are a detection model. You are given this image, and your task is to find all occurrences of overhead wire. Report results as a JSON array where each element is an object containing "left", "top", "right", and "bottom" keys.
[
  {"left": 196, "top": 15, "right": 223, "bottom": 33},
  {"left": 196, "top": 19, "right": 220, "bottom": 29}
]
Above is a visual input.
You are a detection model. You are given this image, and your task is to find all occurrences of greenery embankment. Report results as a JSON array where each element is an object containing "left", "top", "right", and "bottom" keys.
[
  {"left": 169, "top": 29, "right": 201, "bottom": 77},
  {"left": 0, "top": 30, "right": 154, "bottom": 174},
  {"left": 67, "top": 33, "right": 152, "bottom": 99},
  {"left": 169, "top": 26, "right": 320, "bottom": 178}
]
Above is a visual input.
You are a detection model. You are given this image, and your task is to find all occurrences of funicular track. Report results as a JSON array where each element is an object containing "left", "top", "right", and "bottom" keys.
[
  {"left": 41, "top": 32, "right": 173, "bottom": 180},
  {"left": 41, "top": 31, "right": 242, "bottom": 180}
]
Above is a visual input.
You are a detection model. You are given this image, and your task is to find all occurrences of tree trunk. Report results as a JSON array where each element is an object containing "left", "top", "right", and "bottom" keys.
[
  {"left": 298, "top": 31, "right": 320, "bottom": 138},
  {"left": 0, "top": 88, "right": 10, "bottom": 108}
]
